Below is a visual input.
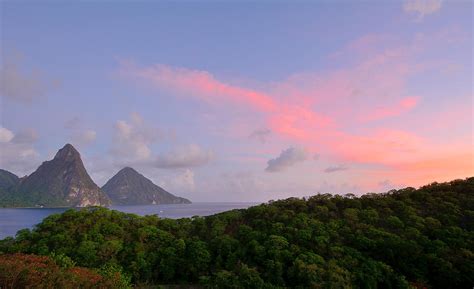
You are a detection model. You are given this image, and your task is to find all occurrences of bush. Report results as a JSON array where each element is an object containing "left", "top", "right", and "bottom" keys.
[{"left": 0, "top": 253, "right": 131, "bottom": 289}]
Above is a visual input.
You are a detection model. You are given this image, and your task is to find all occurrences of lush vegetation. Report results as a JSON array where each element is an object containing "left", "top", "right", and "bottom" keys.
[
  {"left": 0, "top": 253, "right": 130, "bottom": 288},
  {"left": 1, "top": 178, "right": 473, "bottom": 288}
]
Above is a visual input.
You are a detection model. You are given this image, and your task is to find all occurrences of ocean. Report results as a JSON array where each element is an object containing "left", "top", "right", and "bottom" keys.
[{"left": 0, "top": 202, "right": 258, "bottom": 239}]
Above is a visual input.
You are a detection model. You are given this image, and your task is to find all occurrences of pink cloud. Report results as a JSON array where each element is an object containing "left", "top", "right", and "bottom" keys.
[
  {"left": 121, "top": 61, "right": 335, "bottom": 143},
  {"left": 118, "top": 30, "right": 472, "bottom": 189},
  {"left": 268, "top": 105, "right": 333, "bottom": 140},
  {"left": 119, "top": 58, "right": 426, "bottom": 167},
  {"left": 333, "top": 129, "right": 425, "bottom": 164},
  {"left": 360, "top": 96, "right": 419, "bottom": 122},
  {"left": 370, "top": 150, "right": 473, "bottom": 188},
  {"left": 122, "top": 62, "right": 277, "bottom": 113}
]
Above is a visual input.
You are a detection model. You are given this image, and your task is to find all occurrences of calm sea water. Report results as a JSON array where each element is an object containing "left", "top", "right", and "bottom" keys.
[{"left": 0, "top": 202, "right": 257, "bottom": 239}]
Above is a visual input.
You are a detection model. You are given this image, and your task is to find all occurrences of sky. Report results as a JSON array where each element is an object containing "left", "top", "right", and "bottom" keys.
[{"left": 0, "top": 0, "right": 472, "bottom": 202}]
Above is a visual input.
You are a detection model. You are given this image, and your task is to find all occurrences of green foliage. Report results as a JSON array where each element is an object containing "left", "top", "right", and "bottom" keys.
[
  {"left": 49, "top": 252, "right": 76, "bottom": 268},
  {"left": 1, "top": 177, "right": 473, "bottom": 288},
  {"left": 98, "top": 263, "right": 132, "bottom": 289}
]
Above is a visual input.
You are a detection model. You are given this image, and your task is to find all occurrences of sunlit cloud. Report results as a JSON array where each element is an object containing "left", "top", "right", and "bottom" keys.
[
  {"left": 118, "top": 29, "right": 472, "bottom": 190},
  {"left": 360, "top": 97, "right": 419, "bottom": 122},
  {"left": 120, "top": 61, "right": 277, "bottom": 112}
]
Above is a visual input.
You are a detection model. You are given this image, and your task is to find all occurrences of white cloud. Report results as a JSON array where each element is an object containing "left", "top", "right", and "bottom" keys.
[
  {"left": 109, "top": 113, "right": 212, "bottom": 170},
  {"left": 0, "top": 126, "right": 40, "bottom": 176},
  {"left": 0, "top": 127, "right": 14, "bottom": 143},
  {"left": 12, "top": 128, "right": 38, "bottom": 144},
  {"left": 111, "top": 113, "right": 159, "bottom": 161},
  {"left": 0, "top": 52, "right": 57, "bottom": 103},
  {"left": 159, "top": 169, "right": 196, "bottom": 192},
  {"left": 115, "top": 120, "right": 152, "bottom": 160},
  {"left": 154, "top": 144, "right": 214, "bottom": 169},
  {"left": 403, "top": 0, "right": 443, "bottom": 21},
  {"left": 265, "top": 147, "right": 308, "bottom": 172}
]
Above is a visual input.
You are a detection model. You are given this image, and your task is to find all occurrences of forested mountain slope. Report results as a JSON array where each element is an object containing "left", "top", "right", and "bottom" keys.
[
  {"left": 102, "top": 167, "right": 191, "bottom": 205},
  {"left": 1, "top": 178, "right": 473, "bottom": 289},
  {"left": 0, "top": 144, "right": 111, "bottom": 207}
]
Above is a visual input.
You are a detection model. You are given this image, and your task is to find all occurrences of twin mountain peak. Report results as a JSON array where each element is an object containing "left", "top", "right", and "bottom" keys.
[{"left": 0, "top": 144, "right": 191, "bottom": 207}]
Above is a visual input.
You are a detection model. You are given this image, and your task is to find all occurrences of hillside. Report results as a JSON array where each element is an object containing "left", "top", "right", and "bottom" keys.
[
  {"left": 0, "top": 144, "right": 111, "bottom": 207},
  {"left": 1, "top": 177, "right": 473, "bottom": 288},
  {"left": 102, "top": 167, "right": 191, "bottom": 205},
  {"left": 0, "top": 169, "right": 20, "bottom": 191}
]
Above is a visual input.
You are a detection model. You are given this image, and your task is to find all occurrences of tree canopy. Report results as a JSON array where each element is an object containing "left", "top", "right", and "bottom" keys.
[{"left": 1, "top": 177, "right": 473, "bottom": 288}]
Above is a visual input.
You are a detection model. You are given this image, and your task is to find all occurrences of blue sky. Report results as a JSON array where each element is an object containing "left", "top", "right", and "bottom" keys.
[{"left": 1, "top": 0, "right": 472, "bottom": 201}]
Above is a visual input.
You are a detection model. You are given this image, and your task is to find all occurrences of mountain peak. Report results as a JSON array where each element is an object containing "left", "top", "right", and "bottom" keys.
[
  {"left": 102, "top": 167, "right": 191, "bottom": 205},
  {"left": 17, "top": 144, "right": 111, "bottom": 207},
  {"left": 54, "top": 143, "right": 80, "bottom": 161},
  {"left": 119, "top": 167, "right": 139, "bottom": 175}
]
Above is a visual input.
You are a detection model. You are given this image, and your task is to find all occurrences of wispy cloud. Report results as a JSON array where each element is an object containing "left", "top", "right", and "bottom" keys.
[
  {"left": 118, "top": 52, "right": 424, "bottom": 168},
  {"left": 249, "top": 128, "right": 271, "bottom": 143},
  {"left": 64, "top": 117, "right": 97, "bottom": 147},
  {"left": 109, "top": 112, "right": 213, "bottom": 170},
  {"left": 72, "top": 130, "right": 97, "bottom": 146},
  {"left": 120, "top": 61, "right": 277, "bottom": 112},
  {"left": 111, "top": 112, "right": 161, "bottom": 161},
  {"left": 154, "top": 144, "right": 214, "bottom": 169},
  {"left": 159, "top": 169, "right": 196, "bottom": 192},
  {"left": 118, "top": 29, "right": 473, "bottom": 187},
  {"left": 12, "top": 128, "right": 38, "bottom": 144},
  {"left": 0, "top": 52, "right": 58, "bottom": 103},
  {"left": 360, "top": 97, "right": 419, "bottom": 122},
  {"left": 403, "top": 0, "right": 443, "bottom": 21},
  {"left": 324, "top": 164, "right": 349, "bottom": 173}
]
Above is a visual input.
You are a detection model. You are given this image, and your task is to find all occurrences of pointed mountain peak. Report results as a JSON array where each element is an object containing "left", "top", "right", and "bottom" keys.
[
  {"left": 54, "top": 143, "right": 80, "bottom": 161},
  {"left": 18, "top": 143, "right": 111, "bottom": 207},
  {"left": 119, "top": 167, "right": 139, "bottom": 175},
  {"left": 103, "top": 167, "right": 191, "bottom": 205}
]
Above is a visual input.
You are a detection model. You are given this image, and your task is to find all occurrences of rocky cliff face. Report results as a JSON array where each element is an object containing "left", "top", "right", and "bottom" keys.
[
  {"left": 102, "top": 167, "right": 191, "bottom": 205},
  {"left": 17, "top": 144, "right": 111, "bottom": 207}
]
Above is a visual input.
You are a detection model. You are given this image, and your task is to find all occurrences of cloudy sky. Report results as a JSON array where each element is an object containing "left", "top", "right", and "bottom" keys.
[{"left": 0, "top": 0, "right": 472, "bottom": 202}]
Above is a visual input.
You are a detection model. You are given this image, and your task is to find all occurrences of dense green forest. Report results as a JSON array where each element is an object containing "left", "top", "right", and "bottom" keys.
[{"left": 1, "top": 178, "right": 473, "bottom": 289}]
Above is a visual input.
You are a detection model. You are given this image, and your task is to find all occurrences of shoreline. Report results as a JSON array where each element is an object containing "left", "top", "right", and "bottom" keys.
[{"left": 0, "top": 201, "right": 258, "bottom": 209}]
